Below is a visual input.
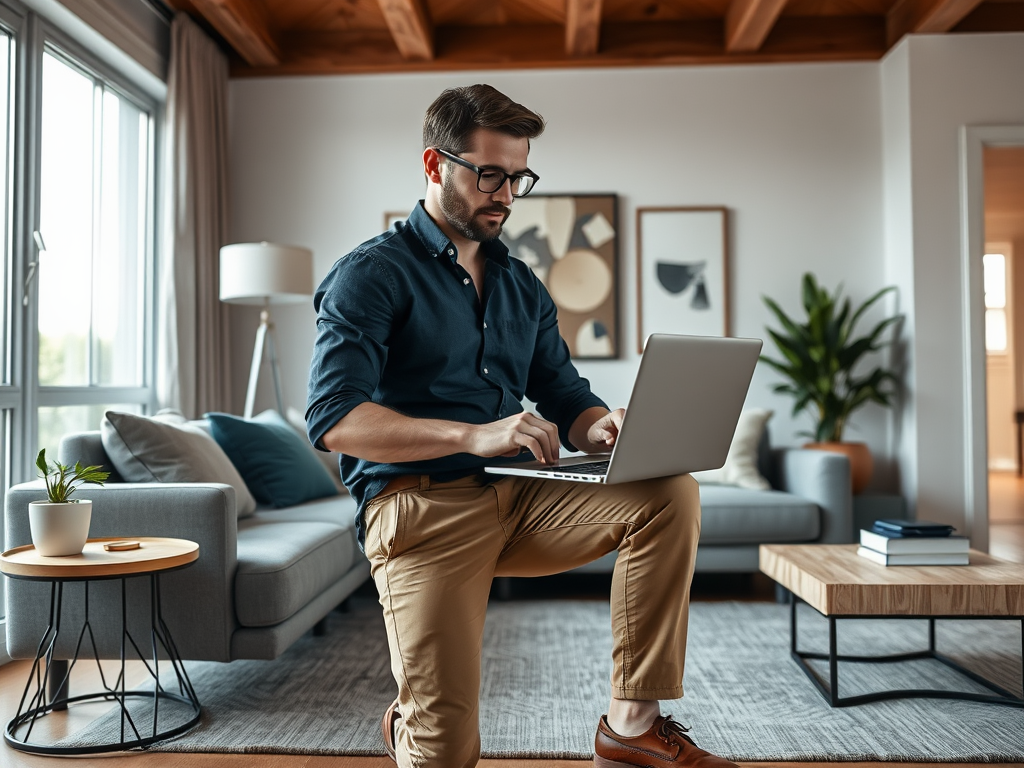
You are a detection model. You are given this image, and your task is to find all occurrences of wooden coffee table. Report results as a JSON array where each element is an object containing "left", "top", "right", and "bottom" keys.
[
  {"left": 0, "top": 537, "right": 202, "bottom": 754},
  {"left": 759, "top": 543, "right": 1024, "bottom": 707}
]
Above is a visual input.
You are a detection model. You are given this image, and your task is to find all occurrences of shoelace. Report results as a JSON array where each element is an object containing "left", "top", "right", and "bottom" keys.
[{"left": 658, "top": 717, "right": 697, "bottom": 746}]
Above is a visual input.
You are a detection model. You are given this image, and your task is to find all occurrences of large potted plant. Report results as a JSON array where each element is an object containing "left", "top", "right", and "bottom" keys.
[
  {"left": 29, "top": 449, "right": 109, "bottom": 556},
  {"left": 761, "top": 273, "right": 903, "bottom": 494}
]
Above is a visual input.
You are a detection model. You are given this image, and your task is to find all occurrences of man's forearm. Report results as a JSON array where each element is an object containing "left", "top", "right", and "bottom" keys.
[
  {"left": 320, "top": 402, "right": 471, "bottom": 463},
  {"left": 569, "top": 406, "right": 612, "bottom": 454}
]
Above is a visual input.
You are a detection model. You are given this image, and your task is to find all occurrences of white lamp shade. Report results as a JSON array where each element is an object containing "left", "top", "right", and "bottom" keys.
[{"left": 220, "top": 242, "right": 314, "bottom": 305}]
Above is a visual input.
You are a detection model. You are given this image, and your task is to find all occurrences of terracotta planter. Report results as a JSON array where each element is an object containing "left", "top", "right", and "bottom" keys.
[{"left": 804, "top": 441, "right": 873, "bottom": 495}]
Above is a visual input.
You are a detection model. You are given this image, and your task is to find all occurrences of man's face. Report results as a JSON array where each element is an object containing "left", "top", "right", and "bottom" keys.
[{"left": 437, "top": 129, "right": 530, "bottom": 243}]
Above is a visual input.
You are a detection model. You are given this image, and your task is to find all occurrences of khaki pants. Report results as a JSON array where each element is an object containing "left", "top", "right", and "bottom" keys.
[{"left": 363, "top": 472, "right": 701, "bottom": 768}]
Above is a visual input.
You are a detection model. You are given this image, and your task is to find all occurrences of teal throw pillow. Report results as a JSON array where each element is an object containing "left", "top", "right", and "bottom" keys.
[{"left": 206, "top": 410, "right": 338, "bottom": 508}]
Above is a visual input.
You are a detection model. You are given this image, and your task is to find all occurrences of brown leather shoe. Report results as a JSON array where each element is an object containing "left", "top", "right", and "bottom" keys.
[
  {"left": 594, "top": 715, "right": 738, "bottom": 768},
  {"left": 381, "top": 700, "right": 400, "bottom": 762}
]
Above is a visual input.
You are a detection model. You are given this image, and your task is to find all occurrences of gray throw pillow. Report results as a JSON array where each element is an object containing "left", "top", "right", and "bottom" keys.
[{"left": 101, "top": 410, "right": 258, "bottom": 518}]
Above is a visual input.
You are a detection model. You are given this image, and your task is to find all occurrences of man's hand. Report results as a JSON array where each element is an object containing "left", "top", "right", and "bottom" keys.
[
  {"left": 465, "top": 412, "right": 560, "bottom": 465},
  {"left": 586, "top": 408, "right": 625, "bottom": 449}
]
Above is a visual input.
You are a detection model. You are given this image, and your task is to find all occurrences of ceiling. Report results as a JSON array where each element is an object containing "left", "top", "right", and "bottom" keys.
[{"left": 162, "top": 0, "right": 1024, "bottom": 77}]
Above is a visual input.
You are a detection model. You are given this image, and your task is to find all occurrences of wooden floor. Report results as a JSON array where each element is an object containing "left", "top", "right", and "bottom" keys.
[
  {"left": 989, "top": 471, "right": 1024, "bottom": 563},
  {"left": 3, "top": 487, "right": 1024, "bottom": 768}
]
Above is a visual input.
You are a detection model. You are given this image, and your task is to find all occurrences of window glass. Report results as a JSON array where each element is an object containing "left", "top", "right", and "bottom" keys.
[
  {"left": 37, "top": 403, "right": 140, "bottom": 459},
  {"left": 984, "top": 253, "right": 1008, "bottom": 353},
  {"left": 38, "top": 51, "right": 150, "bottom": 387}
]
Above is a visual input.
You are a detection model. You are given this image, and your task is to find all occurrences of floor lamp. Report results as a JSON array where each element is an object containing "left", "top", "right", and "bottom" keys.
[{"left": 220, "top": 242, "right": 314, "bottom": 419}]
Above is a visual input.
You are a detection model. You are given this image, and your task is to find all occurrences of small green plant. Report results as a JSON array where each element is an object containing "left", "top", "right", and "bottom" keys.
[
  {"left": 35, "top": 449, "right": 109, "bottom": 504},
  {"left": 761, "top": 273, "right": 903, "bottom": 443}
]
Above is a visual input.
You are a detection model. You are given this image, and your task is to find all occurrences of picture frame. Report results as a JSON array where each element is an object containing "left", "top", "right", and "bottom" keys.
[
  {"left": 383, "top": 211, "right": 408, "bottom": 230},
  {"left": 636, "top": 206, "right": 729, "bottom": 354},
  {"left": 499, "top": 193, "right": 619, "bottom": 359}
]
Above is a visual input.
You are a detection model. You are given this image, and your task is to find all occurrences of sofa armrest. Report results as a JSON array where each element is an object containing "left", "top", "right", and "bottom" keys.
[
  {"left": 4, "top": 480, "right": 239, "bottom": 662},
  {"left": 770, "top": 448, "right": 853, "bottom": 544}
]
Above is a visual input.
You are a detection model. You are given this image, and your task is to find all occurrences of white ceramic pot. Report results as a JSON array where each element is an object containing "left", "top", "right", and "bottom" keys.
[{"left": 28, "top": 500, "right": 92, "bottom": 556}]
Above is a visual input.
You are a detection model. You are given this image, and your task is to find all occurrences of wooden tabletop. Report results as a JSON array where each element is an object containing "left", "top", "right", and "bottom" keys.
[
  {"left": 0, "top": 537, "right": 199, "bottom": 580},
  {"left": 760, "top": 544, "right": 1024, "bottom": 617}
]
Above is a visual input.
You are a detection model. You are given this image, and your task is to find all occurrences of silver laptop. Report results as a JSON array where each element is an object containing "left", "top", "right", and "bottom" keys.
[{"left": 484, "top": 334, "right": 762, "bottom": 484}]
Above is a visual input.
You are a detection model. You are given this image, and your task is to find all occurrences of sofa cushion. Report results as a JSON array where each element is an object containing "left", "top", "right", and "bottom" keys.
[
  {"left": 693, "top": 408, "right": 773, "bottom": 490},
  {"left": 698, "top": 485, "right": 819, "bottom": 544},
  {"left": 249, "top": 495, "right": 358, "bottom": 529},
  {"left": 207, "top": 410, "right": 338, "bottom": 508},
  {"left": 234, "top": 520, "right": 355, "bottom": 627},
  {"left": 101, "top": 410, "right": 257, "bottom": 518}
]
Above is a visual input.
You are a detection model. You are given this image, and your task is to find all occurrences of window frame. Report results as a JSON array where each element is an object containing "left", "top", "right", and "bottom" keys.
[
  {"left": 22, "top": 17, "right": 160, "bottom": 478},
  {"left": 0, "top": 0, "right": 163, "bottom": 648}
]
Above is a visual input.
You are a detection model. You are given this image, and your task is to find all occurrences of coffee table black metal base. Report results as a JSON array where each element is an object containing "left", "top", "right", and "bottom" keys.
[
  {"left": 790, "top": 596, "right": 1024, "bottom": 707},
  {"left": 5, "top": 572, "right": 201, "bottom": 755}
]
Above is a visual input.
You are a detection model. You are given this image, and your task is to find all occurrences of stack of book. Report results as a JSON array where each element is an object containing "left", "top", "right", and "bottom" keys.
[{"left": 857, "top": 519, "right": 970, "bottom": 566}]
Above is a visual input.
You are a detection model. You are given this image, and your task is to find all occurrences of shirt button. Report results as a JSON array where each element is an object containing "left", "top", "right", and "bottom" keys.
[
  {"left": 463, "top": 278, "right": 471, "bottom": 285},
  {"left": 483, "top": 322, "right": 488, "bottom": 329},
  {"left": 483, "top": 368, "right": 489, "bottom": 374},
  {"left": 448, "top": 248, "right": 455, "bottom": 256}
]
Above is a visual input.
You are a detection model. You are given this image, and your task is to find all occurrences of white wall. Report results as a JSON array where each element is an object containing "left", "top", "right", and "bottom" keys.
[
  {"left": 888, "top": 33, "right": 1024, "bottom": 538},
  {"left": 228, "top": 61, "right": 895, "bottom": 483}
]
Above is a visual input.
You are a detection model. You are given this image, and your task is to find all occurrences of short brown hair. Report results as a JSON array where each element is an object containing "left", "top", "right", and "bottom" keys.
[{"left": 423, "top": 84, "right": 545, "bottom": 153}]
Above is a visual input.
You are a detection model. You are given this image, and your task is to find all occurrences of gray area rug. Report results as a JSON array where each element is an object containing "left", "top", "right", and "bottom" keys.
[{"left": 63, "top": 598, "right": 1024, "bottom": 760}]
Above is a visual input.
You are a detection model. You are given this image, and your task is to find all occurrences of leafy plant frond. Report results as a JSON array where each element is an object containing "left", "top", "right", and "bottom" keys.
[
  {"left": 35, "top": 449, "right": 109, "bottom": 503},
  {"left": 762, "top": 273, "right": 904, "bottom": 443}
]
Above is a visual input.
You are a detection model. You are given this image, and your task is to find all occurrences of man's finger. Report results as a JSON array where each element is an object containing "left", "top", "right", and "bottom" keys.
[
  {"left": 521, "top": 413, "right": 559, "bottom": 463},
  {"left": 519, "top": 423, "right": 557, "bottom": 463}
]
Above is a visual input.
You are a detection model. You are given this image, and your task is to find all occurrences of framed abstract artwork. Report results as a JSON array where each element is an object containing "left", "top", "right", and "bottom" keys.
[
  {"left": 636, "top": 207, "right": 729, "bottom": 353},
  {"left": 499, "top": 194, "right": 619, "bottom": 359},
  {"left": 383, "top": 211, "right": 408, "bottom": 230}
]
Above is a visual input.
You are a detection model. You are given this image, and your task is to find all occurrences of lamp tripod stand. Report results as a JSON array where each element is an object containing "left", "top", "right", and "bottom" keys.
[{"left": 244, "top": 305, "right": 285, "bottom": 419}]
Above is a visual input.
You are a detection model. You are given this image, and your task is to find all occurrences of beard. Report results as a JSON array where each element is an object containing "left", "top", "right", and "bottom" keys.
[{"left": 439, "top": 174, "right": 510, "bottom": 242}]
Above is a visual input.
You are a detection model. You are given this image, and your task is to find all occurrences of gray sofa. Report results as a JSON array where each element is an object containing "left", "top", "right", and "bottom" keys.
[
  {"left": 4, "top": 426, "right": 849, "bottom": 663},
  {"left": 4, "top": 428, "right": 368, "bottom": 663}
]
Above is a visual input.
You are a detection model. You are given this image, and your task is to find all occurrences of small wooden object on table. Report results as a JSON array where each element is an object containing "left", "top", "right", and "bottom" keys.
[
  {"left": 759, "top": 543, "right": 1024, "bottom": 707},
  {"left": 0, "top": 537, "right": 202, "bottom": 755}
]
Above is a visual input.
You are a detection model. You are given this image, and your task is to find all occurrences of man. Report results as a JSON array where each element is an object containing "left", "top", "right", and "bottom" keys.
[{"left": 307, "top": 84, "right": 736, "bottom": 768}]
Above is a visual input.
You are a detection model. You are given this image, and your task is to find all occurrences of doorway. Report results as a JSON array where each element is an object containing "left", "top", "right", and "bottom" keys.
[{"left": 985, "top": 146, "right": 1024, "bottom": 563}]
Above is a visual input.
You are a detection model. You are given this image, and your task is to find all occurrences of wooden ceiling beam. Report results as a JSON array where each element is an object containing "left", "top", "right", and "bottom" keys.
[
  {"left": 887, "top": 0, "right": 987, "bottom": 47},
  {"left": 377, "top": 0, "right": 434, "bottom": 60},
  {"left": 187, "top": 0, "right": 280, "bottom": 67},
  {"left": 566, "top": 0, "right": 603, "bottom": 57},
  {"left": 236, "top": 19, "right": 884, "bottom": 78},
  {"left": 725, "top": 0, "right": 789, "bottom": 53}
]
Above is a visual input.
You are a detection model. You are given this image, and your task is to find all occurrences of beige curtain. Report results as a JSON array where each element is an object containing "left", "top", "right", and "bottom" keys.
[{"left": 157, "top": 12, "right": 232, "bottom": 418}]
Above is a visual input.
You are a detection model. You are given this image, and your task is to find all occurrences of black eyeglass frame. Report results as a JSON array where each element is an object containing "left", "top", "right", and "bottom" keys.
[{"left": 433, "top": 147, "right": 540, "bottom": 198}]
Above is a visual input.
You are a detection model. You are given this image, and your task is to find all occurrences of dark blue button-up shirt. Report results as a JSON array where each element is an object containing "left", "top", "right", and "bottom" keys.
[{"left": 306, "top": 201, "right": 607, "bottom": 546}]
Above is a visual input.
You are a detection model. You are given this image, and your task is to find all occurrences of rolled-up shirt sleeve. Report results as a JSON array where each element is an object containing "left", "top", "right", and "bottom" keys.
[
  {"left": 306, "top": 251, "right": 396, "bottom": 451},
  {"left": 526, "top": 283, "right": 607, "bottom": 452}
]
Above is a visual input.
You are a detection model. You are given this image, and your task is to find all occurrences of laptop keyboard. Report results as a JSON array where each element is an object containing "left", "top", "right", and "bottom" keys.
[{"left": 550, "top": 460, "right": 609, "bottom": 475}]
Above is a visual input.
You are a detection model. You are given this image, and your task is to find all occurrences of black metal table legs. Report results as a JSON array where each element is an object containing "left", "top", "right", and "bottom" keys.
[
  {"left": 789, "top": 596, "right": 1024, "bottom": 707},
  {"left": 5, "top": 574, "right": 202, "bottom": 755}
]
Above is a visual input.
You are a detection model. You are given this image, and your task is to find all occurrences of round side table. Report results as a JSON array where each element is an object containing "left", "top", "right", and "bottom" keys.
[{"left": 0, "top": 536, "right": 202, "bottom": 755}]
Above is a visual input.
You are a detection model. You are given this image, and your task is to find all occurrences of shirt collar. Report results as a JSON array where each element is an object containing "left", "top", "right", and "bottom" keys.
[{"left": 406, "top": 201, "right": 511, "bottom": 270}]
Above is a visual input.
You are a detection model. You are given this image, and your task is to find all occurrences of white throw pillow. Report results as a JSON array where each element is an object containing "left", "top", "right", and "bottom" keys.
[
  {"left": 285, "top": 407, "right": 349, "bottom": 495},
  {"left": 101, "top": 410, "right": 258, "bottom": 518},
  {"left": 692, "top": 408, "right": 773, "bottom": 490}
]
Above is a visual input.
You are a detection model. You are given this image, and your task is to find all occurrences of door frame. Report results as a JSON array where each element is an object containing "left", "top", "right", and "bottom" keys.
[{"left": 960, "top": 125, "right": 1024, "bottom": 552}]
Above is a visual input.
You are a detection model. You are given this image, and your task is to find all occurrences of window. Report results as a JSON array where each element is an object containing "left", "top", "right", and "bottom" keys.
[
  {"left": 35, "top": 45, "right": 155, "bottom": 456},
  {"left": 0, "top": 5, "right": 161, "bottom": 641},
  {"left": 985, "top": 251, "right": 1009, "bottom": 353}
]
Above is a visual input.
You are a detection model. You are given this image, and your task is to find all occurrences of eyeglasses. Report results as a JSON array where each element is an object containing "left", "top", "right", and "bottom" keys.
[{"left": 433, "top": 148, "right": 539, "bottom": 198}]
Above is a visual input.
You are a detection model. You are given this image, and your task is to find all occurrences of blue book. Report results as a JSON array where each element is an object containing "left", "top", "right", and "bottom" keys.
[{"left": 872, "top": 519, "right": 956, "bottom": 537}]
